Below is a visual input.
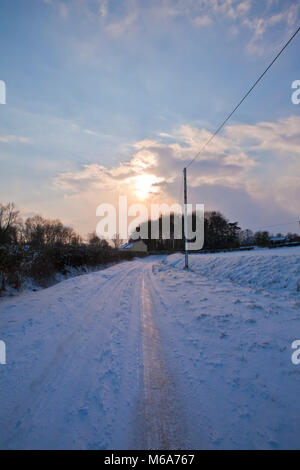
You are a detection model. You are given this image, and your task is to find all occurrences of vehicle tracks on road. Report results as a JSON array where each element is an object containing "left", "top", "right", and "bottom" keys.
[{"left": 140, "top": 270, "right": 187, "bottom": 449}]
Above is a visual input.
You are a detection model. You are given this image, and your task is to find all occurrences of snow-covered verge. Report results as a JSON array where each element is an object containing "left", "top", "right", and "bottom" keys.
[
  {"left": 0, "top": 248, "right": 300, "bottom": 449},
  {"left": 165, "top": 246, "right": 300, "bottom": 295},
  {"left": 1, "top": 264, "right": 112, "bottom": 298},
  {"left": 0, "top": 244, "right": 137, "bottom": 298},
  {"left": 152, "top": 247, "right": 300, "bottom": 449},
  {"left": 0, "top": 261, "right": 145, "bottom": 449}
]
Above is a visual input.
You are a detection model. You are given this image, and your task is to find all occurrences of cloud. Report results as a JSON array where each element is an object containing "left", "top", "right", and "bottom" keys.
[
  {"left": 99, "top": 0, "right": 109, "bottom": 18},
  {"left": 237, "top": 0, "right": 251, "bottom": 15},
  {"left": 193, "top": 15, "right": 212, "bottom": 27},
  {"left": 0, "top": 135, "right": 32, "bottom": 143},
  {"left": 59, "top": 2, "right": 68, "bottom": 19},
  {"left": 43, "top": 0, "right": 69, "bottom": 19},
  {"left": 104, "top": 0, "right": 139, "bottom": 38},
  {"left": 105, "top": 11, "right": 138, "bottom": 37},
  {"left": 52, "top": 114, "right": 300, "bottom": 235},
  {"left": 148, "top": 0, "right": 253, "bottom": 26},
  {"left": 84, "top": 129, "right": 98, "bottom": 136},
  {"left": 244, "top": 2, "right": 300, "bottom": 54},
  {"left": 44, "top": 0, "right": 299, "bottom": 58},
  {"left": 224, "top": 116, "right": 300, "bottom": 156}
]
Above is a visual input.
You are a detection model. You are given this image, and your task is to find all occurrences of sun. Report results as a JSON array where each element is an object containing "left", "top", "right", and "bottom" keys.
[{"left": 131, "top": 174, "right": 160, "bottom": 200}]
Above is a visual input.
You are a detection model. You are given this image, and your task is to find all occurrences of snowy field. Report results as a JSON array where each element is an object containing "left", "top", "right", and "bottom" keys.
[{"left": 0, "top": 247, "right": 299, "bottom": 449}]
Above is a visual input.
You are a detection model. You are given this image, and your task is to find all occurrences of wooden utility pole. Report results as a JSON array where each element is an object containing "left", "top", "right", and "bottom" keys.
[{"left": 183, "top": 167, "right": 188, "bottom": 269}]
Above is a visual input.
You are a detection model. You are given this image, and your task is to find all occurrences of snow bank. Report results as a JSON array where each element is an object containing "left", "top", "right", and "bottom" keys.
[
  {"left": 1, "top": 263, "right": 119, "bottom": 298},
  {"left": 150, "top": 249, "right": 300, "bottom": 449},
  {"left": 165, "top": 246, "right": 300, "bottom": 295}
]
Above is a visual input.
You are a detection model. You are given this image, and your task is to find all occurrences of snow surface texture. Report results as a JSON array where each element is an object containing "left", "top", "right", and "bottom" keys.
[
  {"left": 165, "top": 247, "right": 300, "bottom": 295},
  {"left": 0, "top": 247, "right": 300, "bottom": 449}
]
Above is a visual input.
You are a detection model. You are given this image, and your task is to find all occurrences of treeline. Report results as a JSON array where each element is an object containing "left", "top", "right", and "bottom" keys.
[
  {"left": 239, "top": 229, "right": 300, "bottom": 247},
  {"left": 132, "top": 211, "right": 300, "bottom": 251},
  {"left": 132, "top": 211, "right": 241, "bottom": 251},
  {"left": 0, "top": 203, "right": 136, "bottom": 295}
]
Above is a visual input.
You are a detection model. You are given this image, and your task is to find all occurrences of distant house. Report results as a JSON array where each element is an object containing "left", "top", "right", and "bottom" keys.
[
  {"left": 119, "top": 239, "right": 148, "bottom": 253},
  {"left": 269, "top": 236, "right": 289, "bottom": 245}
]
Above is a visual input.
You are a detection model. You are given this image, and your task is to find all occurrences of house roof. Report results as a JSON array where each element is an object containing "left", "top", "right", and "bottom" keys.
[
  {"left": 270, "top": 237, "right": 287, "bottom": 242},
  {"left": 119, "top": 242, "right": 134, "bottom": 250},
  {"left": 119, "top": 239, "right": 147, "bottom": 250}
]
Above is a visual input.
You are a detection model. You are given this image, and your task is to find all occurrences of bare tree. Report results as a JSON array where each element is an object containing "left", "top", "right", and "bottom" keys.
[
  {"left": 24, "top": 215, "right": 82, "bottom": 246},
  {"left": 0, "top": 202, "right": 21, "bottom": 244},
  {"left": 111, "top": 233, "right": 124, "bottom": 250},
  {"left": 88, "top": 231, "right": 109, "bottom": 249}
]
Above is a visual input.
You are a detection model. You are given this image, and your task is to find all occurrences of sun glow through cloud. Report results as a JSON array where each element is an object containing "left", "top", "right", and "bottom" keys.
[{"left": 129, "top": 174, "right": 161, "bottom": 200}]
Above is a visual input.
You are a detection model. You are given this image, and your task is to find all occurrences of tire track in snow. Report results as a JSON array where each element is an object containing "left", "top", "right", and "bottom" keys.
[
  {"left": 1, "top": 262, "right": 140, "bottom": 449},
  {"left": 141, "top": 271, "right": 186, "bottom": 449}
]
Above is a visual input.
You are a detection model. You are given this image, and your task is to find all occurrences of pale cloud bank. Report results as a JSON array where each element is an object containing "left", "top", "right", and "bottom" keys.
[
  {"left": 52, "top": 115, "right": 300, "bottom": 234},
  {"left": 43, "top": 0, "right": 300, "bottom": 54},
  {"left": 0, "top": 135, "right": 32, "bottom": 144}
]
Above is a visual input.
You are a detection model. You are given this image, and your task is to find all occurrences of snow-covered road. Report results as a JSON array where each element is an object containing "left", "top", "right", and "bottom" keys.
[{"left": 1, "top": 249, "right": 300, "bottom": 449}]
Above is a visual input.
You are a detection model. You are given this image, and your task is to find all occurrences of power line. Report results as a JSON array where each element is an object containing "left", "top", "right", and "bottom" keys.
[
  {"left": 180, "top": 27, "right": 300, "bottom": 269},
  {"left": 249, "top": 220, "right": 300, "bottom": 231},
  {"left": 185, "top": 26, "right": 300, "bottom": 169}
]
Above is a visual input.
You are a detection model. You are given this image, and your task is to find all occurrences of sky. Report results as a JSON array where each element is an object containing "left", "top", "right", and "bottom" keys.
[{"left": 0, "top": 0, "right": 299, "bottom": 238}]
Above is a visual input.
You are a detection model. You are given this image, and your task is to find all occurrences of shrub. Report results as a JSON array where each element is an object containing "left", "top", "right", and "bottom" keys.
[{"left": 0, "top": 243, "right": 139, "bottom": 294}]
